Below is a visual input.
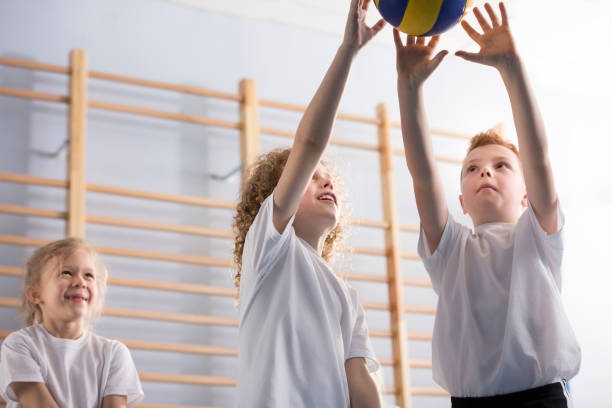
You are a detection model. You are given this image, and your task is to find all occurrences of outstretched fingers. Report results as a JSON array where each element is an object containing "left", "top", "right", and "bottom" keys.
[
  {"left": 473, "top": 6, "right": 492, "bottom": 32},
  {"left": 393, "top": 28, "right": 405, "bottom": 49},
  {"left": 460, "top": 20, "right": 482, "bottom": 43},
  {"left": 499, "top": 2, "right": 508, "bottom": 26},
  {"left": 427, "top": 35, "right": 441, "bottom": 50},
  {"left": 484, "top": 3, "right": 500, "bottom": 27}
]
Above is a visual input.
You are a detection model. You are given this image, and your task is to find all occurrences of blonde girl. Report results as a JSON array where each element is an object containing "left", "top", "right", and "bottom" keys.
[{"left": 0, "top": 238, "right": 143, "bottom": 407}]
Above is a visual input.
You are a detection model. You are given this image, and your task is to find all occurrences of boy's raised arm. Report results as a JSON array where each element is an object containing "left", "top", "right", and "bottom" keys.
[
  {"left": 395, "top": 30, "right": 449, "bottom": 252},
  {"left": 273, "top": 0, "right": 384, "bottom": 233},
  {"left": 456, "top": 2, "right": 558, "bottom": 234}
]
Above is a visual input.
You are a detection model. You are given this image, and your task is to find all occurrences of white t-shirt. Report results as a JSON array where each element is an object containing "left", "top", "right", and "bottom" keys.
[
  {"left": 237, "top": 192, "right": 379, "bottom": 408},
  {"left": 0, "top": 324, "right": 144, "bottom": 407},
  {"left": 418, "top": 203, "right": 581, "bottom": 397}
]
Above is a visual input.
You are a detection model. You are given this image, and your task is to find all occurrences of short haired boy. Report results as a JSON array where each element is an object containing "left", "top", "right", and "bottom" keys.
[{"left": 393, "top": 2, "right": 580, "bottom": 407}]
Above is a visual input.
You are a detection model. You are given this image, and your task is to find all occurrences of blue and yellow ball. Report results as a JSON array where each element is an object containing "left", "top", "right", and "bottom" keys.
[{"left": 374, "top": 0, "right": 472, "bottom": 36}]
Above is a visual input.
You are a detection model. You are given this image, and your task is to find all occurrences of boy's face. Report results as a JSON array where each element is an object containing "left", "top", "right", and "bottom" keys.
[
  {"left": 30, "top": 249, "right": 98, "bottom": 329},
  {"left": 459, "top": 144, "right": 527, "bottom": 226},
  {"left": 295, "top": 163, "right": 339, "bottom": 235}
]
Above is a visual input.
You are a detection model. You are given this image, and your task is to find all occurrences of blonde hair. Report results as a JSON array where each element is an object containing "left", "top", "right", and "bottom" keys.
[
  {"left": 232, "top": 148, "right": 349, "bottom": 303},
  {"left": 21, "top": 237, "right": 108, "bottom": 328}
]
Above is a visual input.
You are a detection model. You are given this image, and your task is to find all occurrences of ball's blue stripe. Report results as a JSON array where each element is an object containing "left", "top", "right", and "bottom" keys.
[
  {"left": 376, "top": 0, "right": 410, "bottom": 27},
  {"left": 422, "top": 0, "right": 467, "bottom": 36}
]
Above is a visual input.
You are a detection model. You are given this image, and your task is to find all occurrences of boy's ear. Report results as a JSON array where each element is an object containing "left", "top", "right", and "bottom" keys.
[
  {"left": 459, "top": 195, "right": 468, "bottom": 215},
  {"left": 521, "top": 193, "right": 528, "bottom": 208},
  {"left": 25, "top": 286, "right": 41, "bottom": 304}
]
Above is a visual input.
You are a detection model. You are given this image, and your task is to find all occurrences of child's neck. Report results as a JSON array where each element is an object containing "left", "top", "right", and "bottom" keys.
[{"left": 42, "top": 317, "right": 85, "bottom": 339}]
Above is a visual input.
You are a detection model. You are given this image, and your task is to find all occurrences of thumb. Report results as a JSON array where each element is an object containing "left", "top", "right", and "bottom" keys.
[
  {"left": 455, "top": 50, "right": 480, "bottom": 63},
  {"left": 429, "top": 50, "right": 449, "bottom": 71}
]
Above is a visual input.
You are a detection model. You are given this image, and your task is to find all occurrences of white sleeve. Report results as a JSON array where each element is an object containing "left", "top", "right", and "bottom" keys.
[
  {"left": 242, "top": 191, "right": 296, "bottom": 279},
  {"left": 346, "top": 288, "right": 380, "bottom": 373},
  {"left": 417, "top": 213, "right": 463, "bottom": 293},
  {"left": 0, "top": 331, "right": 45, "bottom": 402},
  {"left": 523, "top": 200, "right": 565, "bottom": 289},
  {"left": 102, "top": 341, "right": 143, "bottom": 407}
]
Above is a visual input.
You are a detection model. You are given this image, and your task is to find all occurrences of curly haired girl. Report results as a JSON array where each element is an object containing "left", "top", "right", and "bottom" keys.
[{"left": 233, "top": 1, "right": 384, "bottom": 406}]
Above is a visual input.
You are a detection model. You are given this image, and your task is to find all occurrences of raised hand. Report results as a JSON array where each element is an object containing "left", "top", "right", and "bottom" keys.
[
  {"left": 343, "top": 0, "right": 386, "bottom": 52},
  {"left": 455, "top": 2, "right": 518, "bottom": 69},
  {"left": 394, "top": 29, "right": 448, "bottom": 88}
]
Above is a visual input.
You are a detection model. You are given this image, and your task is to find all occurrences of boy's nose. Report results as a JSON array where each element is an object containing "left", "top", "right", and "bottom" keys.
[
  {"left": 72, "top": 276, "right": 86, "bottom": 287},
  {"left": 480, "top": 167, "right": 492, "bottom": 177}
]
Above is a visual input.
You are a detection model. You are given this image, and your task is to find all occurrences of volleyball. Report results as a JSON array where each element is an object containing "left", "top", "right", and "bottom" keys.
[{"left": 373, "top": 0, "right": 472, "bottom": 36}]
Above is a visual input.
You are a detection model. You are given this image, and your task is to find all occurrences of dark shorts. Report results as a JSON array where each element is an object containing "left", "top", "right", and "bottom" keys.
[{"left": 451, "top": 382, "right": 569, "bottom": 408}]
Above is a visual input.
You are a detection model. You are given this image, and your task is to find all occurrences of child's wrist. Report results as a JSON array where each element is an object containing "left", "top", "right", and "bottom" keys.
[
  {"left": 397, "top": 75, "right": 424, "bottom": 93},
  {"left": 496, "top": 54, "right": 523, "bottom": 76}
]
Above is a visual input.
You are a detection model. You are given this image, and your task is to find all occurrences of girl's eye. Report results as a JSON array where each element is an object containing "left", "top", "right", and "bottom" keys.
[
  {"left": 468, "top": 166, "right": 477, "bottom": 173},
  {"left": 496, "top": 162, "right": 508, "bottom": 169},
  {"left": 61, "top": 270, "right": 72, "bottom": 276},
  {"left": 85, "top": 273, "right": 95, "bottom": 279}
]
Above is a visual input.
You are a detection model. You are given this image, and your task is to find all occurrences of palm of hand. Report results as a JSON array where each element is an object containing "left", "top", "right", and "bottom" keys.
[
  {"left": 470, "top": 25, "right": 516, "bottom": 66},
  {"left": 397, "top": 45, "right": 436, "bottom": 81}
]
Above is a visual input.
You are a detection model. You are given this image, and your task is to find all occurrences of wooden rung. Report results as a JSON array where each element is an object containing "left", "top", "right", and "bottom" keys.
[
  {"left": 0, "top": 266, "right": 21, "bottom": 277},
  {"left": 139, "top": 372, "right": 236, "bottom": 387},
  {"left": 103, "top": 307, "right": 238, "bottom": 327},
  {"left": 121, "top": 339, "right": 237, "bottom": 357},
  {"left": 88, "top": 100, "right": 241, "bottom": 129},
  {"left": 410, "top": 386, "right": 450, "bottom": 396},
  {"left": 361, "top": 302, "right": 436, "bottom": 315},
  {"left": 407, "top": 332, "right": 433, "bottom": 341},
  {"left": 87, "top": 183, "right": 236, "bottom": 210},
  {"left": 348, "top": 218, "right": 388, "bottom": 229},
  {"left": 86, "top": 215, "right": 233, "bottom": 239},
  {"left": 258, "top": 98, "right": 379, "bottom": 125},
  {"left": 409, "top": 359, "right": 433, "bottom": 369},
  {"left": 0, "top": 172, "right": 236, "bottom": 210},
  {"left": 353, "top": 246, "right": 387, "bottom": 257},
  {"left": 88, "top": 70, "right": 241, "bottom": 102},
  {"left": 403, "top": 278, "right": 432, "bottom": 288},
  {"left": 0, "top": 266, "right": 235, "bottom": 298},
  {"left": 0, "top": 203, "right": 66, "bottom": 219},
  {"left": 392, "top": 147, "right": 463, "bottom": 164},
  {"left": 0, "top": 56, "right": 69, "bottom": 74},
  {"left": 259, "top": 126, "right": 380, "bottom": 152},
  {"left": 400, "top": 251, "right": 420, "bottom": 260},
  {"left": 0, "top": 86, "right": 69, "bottom": 104},
  {"left": 94, "top": 245, "right": 233, "bottom": 268},
  {"left": 0, "top": 235, "right": 233, "bottom": 267},
  {"left": 389, "top": 120, "right": 472, "bottom": 140},
  {"left": 109, "top": 277, "right": 235, "bottom": 297},
  {"left": 0, "top": 204, "right": 233, "bottom": 239},
  {"left": 399, "top": 224, "right": 420, "bottom": 233},
  {"left": 340, "top": 272, "right": 388, "bottom": 283},
  {"left": 405, "top": 305, "right": 436, "bottom": 315},
  {"left": 0, "top": 297, "right": 238, "bottom": 327},
  {"left": 0, "top": 172, "right": 67, "bottom": 188}
]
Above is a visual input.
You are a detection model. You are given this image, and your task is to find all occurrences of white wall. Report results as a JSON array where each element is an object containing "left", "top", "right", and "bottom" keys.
[{"left": 1, "top": 0, "right": 610, "bottom": 406}]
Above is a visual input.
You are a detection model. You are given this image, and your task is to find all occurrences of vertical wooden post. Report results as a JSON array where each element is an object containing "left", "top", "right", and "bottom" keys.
[
  {"left": 239, "top": 79, "right": 260, "bottom": 183},
  {"left": 66, "top": 49, "right": 87, "bottom": 238},
  {"left": 377, "top": 103, "right": 411, "bottom": 408}
]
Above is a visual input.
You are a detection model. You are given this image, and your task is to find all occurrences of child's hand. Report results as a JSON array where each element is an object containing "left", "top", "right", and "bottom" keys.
[
  {"left": 394, "top": 30, "right": 448, "bottom": 89},
  {"left": 342, "top": 0, "right": 385, "bottom": 52},
  {"left": 455, "top": 2, "right": 519, "bottom": 70}
]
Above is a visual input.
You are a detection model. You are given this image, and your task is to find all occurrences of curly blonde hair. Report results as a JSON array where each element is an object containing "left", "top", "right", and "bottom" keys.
[
  {"left": 232, "top": 148, "right": 349, "bottom": 303},
  {"left": 21, "top": 237, "right": 108, "bottom": 328}
]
